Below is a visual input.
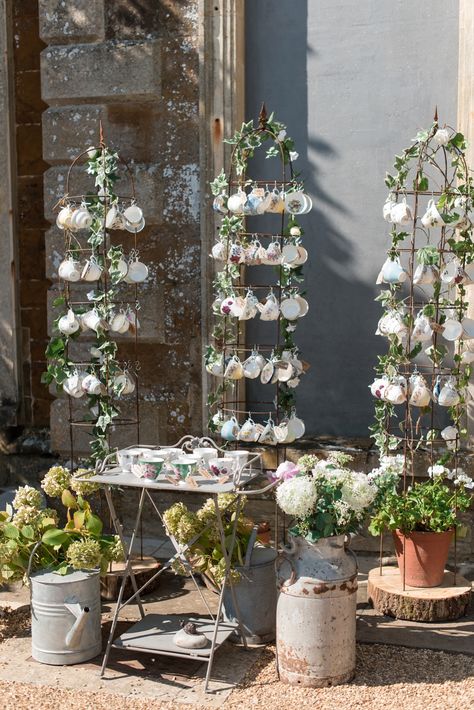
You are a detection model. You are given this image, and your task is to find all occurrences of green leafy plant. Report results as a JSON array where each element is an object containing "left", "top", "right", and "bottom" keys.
[
  {"left": 369, "top": 465, "right": 473, "bottom": 535},
  {"left": 163, "top": 494, "right": 254, "bottom": 588},
  {"left": 0, "top": 466, "right": 123, "bottom": 584}
]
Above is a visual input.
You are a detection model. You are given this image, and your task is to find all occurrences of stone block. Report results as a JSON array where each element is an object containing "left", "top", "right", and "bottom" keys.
[
  {"left": 50, "top": 396, "right": 167, "bottom": 456},
  {"left": 18, "top": 175, "right": 47, "bottom": 231},
  {"left": 41, "top": 40, "right": 161, "bottom": 104},
  {"left": 43, "top": 163, "right": 163, "bottom": 224},
  {"left": 104, "top": 0, "right": 198, "bottom": 40},
  {"left": 42, "top": 103, "right": 162, "bottom": 164},
  {"left": 39, "top": 0, "right": 105, "bottom": 44}
]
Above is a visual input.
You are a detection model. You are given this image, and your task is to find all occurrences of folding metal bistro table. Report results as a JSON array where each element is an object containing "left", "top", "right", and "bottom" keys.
[{"left": 76, "top": 436, "right": 277, "bottom": 692}]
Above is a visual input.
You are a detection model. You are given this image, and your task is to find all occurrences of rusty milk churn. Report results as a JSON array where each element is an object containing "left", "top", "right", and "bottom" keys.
[{"left": 275, "top": 533, "right": 358, "bottom": 687}]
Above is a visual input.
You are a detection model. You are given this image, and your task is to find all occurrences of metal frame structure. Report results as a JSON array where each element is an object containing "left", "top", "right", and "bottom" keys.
[{"left": 76, "top": 435, "right": 277, "bottom": 693}]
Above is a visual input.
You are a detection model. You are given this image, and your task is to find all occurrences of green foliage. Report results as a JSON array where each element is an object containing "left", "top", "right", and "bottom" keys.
[{"left": 369, "top": 477, "right": 472, "bottom": 535}]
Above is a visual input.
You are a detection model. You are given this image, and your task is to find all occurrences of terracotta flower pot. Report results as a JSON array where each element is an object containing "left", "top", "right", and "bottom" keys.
[{"left": 393, "top": 529, "right": 453, "bottom": 588}]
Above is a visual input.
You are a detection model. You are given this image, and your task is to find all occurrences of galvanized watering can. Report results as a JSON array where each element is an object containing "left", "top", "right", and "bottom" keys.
[
  {"left": 275, "top": 533, "right": 358, "bottom": 687},
  {"left": 29, "top": 567, "right": 102, "bottom": 665}
]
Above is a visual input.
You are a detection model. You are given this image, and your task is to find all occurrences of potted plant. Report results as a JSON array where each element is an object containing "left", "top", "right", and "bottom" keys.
[
  {"left": 273, "top": 452, "right": 396, "bottom": 687},
  {"left": 369, "top": 461, "right": 473, "bottom": 587},
  {"left": 163, "top": 493, "right": 277, "bottom": 643},
  {"left": 0, "top": 465, "right": 123, "bottom": 664}
]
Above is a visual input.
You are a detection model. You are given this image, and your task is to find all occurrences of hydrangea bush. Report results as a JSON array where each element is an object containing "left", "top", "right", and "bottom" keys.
[
  {"left": 274, "top": 453, "right": 398, "bottom": 542},
  {"left": 0, "top": 465, "right": 122, "bottom": 584},
  {"left": 163, "top": 493, "right": 253, "bottom": 588}
]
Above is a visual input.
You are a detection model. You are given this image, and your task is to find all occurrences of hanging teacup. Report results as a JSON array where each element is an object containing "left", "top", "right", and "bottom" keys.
[
  {"left": 246, "top": 187, "right": 266, "bottom": 214},
  {"left": 211, "top": 241, "right": 228, "bottom": 261},
  {"left": 274, "top": 422, "right": 289, "bottom": 443},
  {"left": 243, "top": 239, "right": 262, "bottom": 265},
  {"left": 70, "top": 203, "right": 93, "bottom": 231},
  {"left": 82, "top": 373, "right": 104, "bottom": 396},
  {"left": 220, "top": 296, "right": 237, "bottom": 316},
  {"left": 221, "top": 416, "right": 240, "bottom": 441},
  {"left": 292, "top": 246, "right": 308, "bottom": 266},
  {"left": 212, "top": 193, "right": 228, "bottom": 214},
  {"left": 281, "top": 243, "right": 300, "bottom": 266},
  {"left": 127, "top": 254, "right": 149, "bottom": 283},
  {"left": 383, "top": 197, "right": 397, "bottom": 222},
  {"left": 413, "top": 263, "right": 439, "bottom": 285},
  {"left": 257, "top": 292, "right": 279, "bottom": 321},
  {"left": 124, "top": 203, "right": 144, "bottom": 226},
  {"left": 206, "top": 354, "right": 224, "bottom": 377},
  {"left": 390, "top": 198, "right": 413, "bottom": 226},
  {"left": 421, "top": 198, "right": 444, "bottom": 228},
  {"left": 442, "top": 318, "right": 463, "bottom": 342},
  {"left": 376, "top": 310, "right": 407, "bottom": 338},
  {"left": 408, "top": 374, "right": 431, "bottom": 408},
  {"left": 412, "top": 313, "right": 433, "bottom": 343},
  {"left": 239, "top": 291, "right": 258, "bottom": 321},
  {"left": 242, "top": 351, "right": 262, "bottom": 379},
  {"left": 224, "top": 355, "right": 244, "bottom": 380},
  {"left": 110, "top": 310, "right": 130, "bottom": 334},
  {"left": 262, "top": 240, "right": 282, "bottom": 265},
  {"left": 441, "top": 425, "right": 459, "bottom": 450},
  {"left": 266, "top": 187, "right": 285, "bottom": 213},
  {"left": 284, "top": 191, "right": 306, "bottom": 215},
  {"left": 275, "top": 360, "right": 295, "bottom": 382},
  {"left": 227, "top": 242, "right": 244, "bottom": 264},
  {"left": 259, "top": 418, "right": 277, "bottom": 445},
  {"left": 58, "top": 256, "right": 81, "bottom": 282},
  {"left": 370, "top": 376, "right": 388, "bottom": 400},
  {"left": 63, "top": 370, "right": 85, "bottom": 398},
  {"left": 114, "top": 371, "right": 135, "bottom": 395},
  {"left": 440, "top": 258, "right": 460, "bottom": 284},
  {"left": 377, "top": 256, "right": 408, "bottom": 285},
  {"left": 433, "top": 127, "right": 450, "bottom": 146},
  {"left": 227, "top": 188, "right": 247, "bottom": 214},
  {"left": 56, "top": 205, "right": 74, "bottom": 230},
  {"left": 260, "top": 358, "right": 275, "bottom": 384},
  {"left": 287, "top": 410, "right": 305, "bottom": 439},
  {"left": 438, "top": 377, "right": 460, "bottom": 407},
  {"left": 58, "top": 308, "right": 80, "bottom": 336},
  {"left": 238, "top": 416, "right": 258, "bottom": 443},
  {"left": 280, "top": 296, "right": 301, "bottom": 321},
  {"left": 81, "top": 256, "right": 103, "bottom": 282},
  {"left": 295, "top": 295, "right": 309, "bottom": 317},
  {"left": 384, "top": 376, "right": 407, "bottom": 405},
  {"left": 461, "top": 349, "right": 474, "bottom": 364},
  {"left": 461, "top": 318, "right": 474, "bottom": 340}
]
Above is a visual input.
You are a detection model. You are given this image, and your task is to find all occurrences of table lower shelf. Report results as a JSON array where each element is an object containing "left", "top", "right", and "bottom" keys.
[{"left": 112, "top": 613, "right": 238, "bottom": 661}]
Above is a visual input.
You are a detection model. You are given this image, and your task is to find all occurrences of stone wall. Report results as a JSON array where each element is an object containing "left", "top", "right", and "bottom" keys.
[
  {"left": 13, "top": 0, "right": 51, "bottom": 428},
  {"left": 38, "top": 0, "right": 202, "bottom": 455}
]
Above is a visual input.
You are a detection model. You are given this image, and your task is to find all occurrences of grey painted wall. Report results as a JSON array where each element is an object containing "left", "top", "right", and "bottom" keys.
[{"left": 245, "top": 0, "right": 459, "bottom": 437}]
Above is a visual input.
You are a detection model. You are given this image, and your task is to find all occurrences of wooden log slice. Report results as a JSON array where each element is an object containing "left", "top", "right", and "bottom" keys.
[
  {"left": 367, "top": 567, "right": 472, "bottom": 622},
  {"left": 100, "top": 555, "right": 161, "bottom": 601}
]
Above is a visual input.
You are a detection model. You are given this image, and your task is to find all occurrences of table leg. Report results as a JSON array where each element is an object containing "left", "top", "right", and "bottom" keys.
[
  {"left": 100, "top": 488, "right": 146, "bottom": 677},
  {"left": 103, "top": 485, "right": 145, "bottom": 618}
]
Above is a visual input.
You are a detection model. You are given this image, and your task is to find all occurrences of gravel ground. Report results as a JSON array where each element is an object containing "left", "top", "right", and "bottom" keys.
[{"left": 0, "top": 607, "right": 473, "bottom": 710}]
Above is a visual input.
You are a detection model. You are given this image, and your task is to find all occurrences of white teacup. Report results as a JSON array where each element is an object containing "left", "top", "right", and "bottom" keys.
[
  {"left": 82, "top": 373, "right": 103, "bottom": 396},
  {"left": 227, "top": 190, "right": 246, "bottom": 213},
  {"left": 224, "top": 355, "right": 244, "bottom": 380},
  {"left": 209, "top": 457, "right": 235, "bottom": 477},
  {"left": 390, "top": 199, "right": 413, "bottom": 225},
  {"left": 82, "top": 309, "right": 104, "bottom": 333},
  {"left": 280, "top": 297, "right": 301, "bottom": 321},
  {"left": 227, "top": 450, "right": 250, "bottom": 469},
  {"left": 58, "top": 257, "right": 81, "bottom": 282},
  {"left": 257, "top": 294, "right": 279, "bottom": 321},
  {"left": 110, "top": 311, "right": 130, "bottom": 334},
  {"left": 123, "top": 203, "right": 144, "bottom": 226},
  {"left": 421, "top": 199, "right": 444, "bottom": 229},
  {"left": 63, "top": 371, "right": 85, "bottom": 398},
  {"left": 409, "top": 376, "right": 431, "bottom": 407},
  {"left": 58, "top": 309, "right": 80, "bottom": 335},
  {"left": 193, "top": 447, "right": 216, "bottom": 466},
  {"left": 413, "top": 263, "right": 439, "bottom": 285},
  {"left": 56, "top": 205, "right": 74, "bottom": 230},
  {"left": 127, "top": 259, "right": 149, "bottom": 283},
  {"left": 114, "top": 372, "right": 135, "bottom": 395},
  {"left": 117, "top": 447, "right": 146, "bottom": 471},
  {"left": 81, "top": 257, "right": 103, "bottom": 282},
  {"left": 412, "top": 314, "right": 433, "bottom": 343},
  {"left": 71, "top": 205, "right": 93, "bottom": 230},
  {"left": 438, "top": 381, "right": 460, "bottom": 407},
  {"left": 442, "top": 318, "right": 463, "bottom": 341},
  {"left": 238, "top": 417, "right": 257, "bottom": 442},
  {"left": 242, "top": 353, "right": 262, "bottom": 379},
  {"left": 441, "top": 425, "right": 458, "bottom": 450},
  {"left": 383, "top": 198, "right": 397, "bottom": 222}
]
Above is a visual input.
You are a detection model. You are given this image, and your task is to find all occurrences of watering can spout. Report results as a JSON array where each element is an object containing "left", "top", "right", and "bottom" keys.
[{"left": 64, "top": 602, "right": 90, "bottom": 649}]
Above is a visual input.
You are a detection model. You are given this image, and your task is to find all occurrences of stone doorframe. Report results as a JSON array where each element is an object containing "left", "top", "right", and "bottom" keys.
[
  {"left": 458, "top": 0, "right": 474, "bottom": 445},
  {"left": 198, "top": 0, "right": 245, "bottom": 431}
]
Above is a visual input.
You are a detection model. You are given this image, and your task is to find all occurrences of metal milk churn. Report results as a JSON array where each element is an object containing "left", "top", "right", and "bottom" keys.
[
  {"left": 276, "top": 533, "right": 358, "bottom": 687},
  {"left": 30, "top": 569, "right": 102, "bottom": 665}
]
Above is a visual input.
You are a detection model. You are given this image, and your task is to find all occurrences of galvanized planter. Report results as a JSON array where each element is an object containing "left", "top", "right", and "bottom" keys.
[
  {"left": 276, "top": 533, "right": 357, "bottom": 687},
  {"left": 30, "top": 568, "right": 102, "bottom": 665}
]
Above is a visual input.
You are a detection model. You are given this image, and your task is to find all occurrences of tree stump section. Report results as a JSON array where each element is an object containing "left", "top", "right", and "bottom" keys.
[
  {"left": 368, "top": 567, "right": 472, "bottom": 622},
  {"left": 100, "top": 556, "right": 161, "bottom": 601}
]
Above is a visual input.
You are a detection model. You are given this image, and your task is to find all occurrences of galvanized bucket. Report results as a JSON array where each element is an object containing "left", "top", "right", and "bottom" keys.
[
  {"left": 30, "top": 568, "right": 102, "bottom": 665},
  {"left": 224, "top": 529, "right": 277, "bottom": 643},
  {"left": 276, "top": 533, "right": 357, "bottom": 687}
]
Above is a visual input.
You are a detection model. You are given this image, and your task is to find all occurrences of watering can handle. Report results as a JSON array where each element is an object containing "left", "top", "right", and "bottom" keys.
[
  {"left": 344, "top": 534, "right": 358, "bottom": 568},
  {"left": 244, "top": 526, "right": 259, "bottom": 568},
  {"left": 275, "top": 553, "right": 296, "bottom": 588},
  {"left": 27, "top": 540, "right": 43, "bottom": 581}
]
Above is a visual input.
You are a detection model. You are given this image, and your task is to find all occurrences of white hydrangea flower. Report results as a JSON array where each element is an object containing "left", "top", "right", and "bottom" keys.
[
  {"left": 340, "top": 472, "right": 376, "bottom": 513},
  {"left": 334, "top": 500, "right": 352, "bottom": 526},
  {"left": 452, "top": 469, "right": 474, "bottom": 489},
  {"left": 276, "top": 476, "right": 318, "bottom": 518},
  {"left": 427, "top": 464, "right": 446, "bottom": 479},
  {"left": 13, "top": 485, "right": 42, "bottom": 511}
]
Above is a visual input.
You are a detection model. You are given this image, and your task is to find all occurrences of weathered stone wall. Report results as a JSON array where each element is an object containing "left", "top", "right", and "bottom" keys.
[
  {"left": 13, "top": 0, "right": 51, "bottom": 428},
  {"left": 38, "top": 0, "right": 202, "bottom": 454}
]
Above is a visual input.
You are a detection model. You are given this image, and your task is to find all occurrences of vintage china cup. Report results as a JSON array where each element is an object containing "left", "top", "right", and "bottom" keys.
[
  {"left": 284, "top": 191, "right": 306, "bottom": 215},
  {"left": 63, "top": 371, "right": 85, "bottom": 398},
  {"left": 124, "top": 203, "right": 144, "bottom": 226},
  {"left": 209, "top": 457, "right": 235, "bottom": 477},
  {"left": 370, "top": 377, "right": 388, "bottom": 400},
  {"left": 377, "top": 257, "right": 408, "bottom": 285},
  {"left": 110, "top": 311, "right": 130, "bottom": 334},
  {"left": 58, "top": 309, "right": 80, "bottom": 335},
  {"left": 81, "top": 257, "right": 103, "bottom": 282},
  {"left": 221, "top": 416, "right": 240, "bottom": 441},
  {"left": 58, "top": 257, "right": 81, "bottom": 282},
  {"left": 413, "top": 263, "right": 439, "bottom": 285},
  {"left": 57, "top": 205, "right": 74, "bottom": 230},
  {"left": 114, "top": 372, "right": 135, "bottom": 395},
  {"left": 117, "top": 447, "right": 145, "bottom": 471},
  {"left": 193, "top": 447, "right": 216, "bottom": 466},
  {"left": 227, "top": 189, "right": 247, "bottom": 213},
  {"left": 242, "top": 352, "right": 262, "bottom": 379},
  {"left": 384, "top": 377, "right": 407, "bottom": 405},
  {"left": 390, "top": 199, "right": 413, "bottom": 225},
  {"left": 421, "top": 199, "right": 444, "bottom": 228},
  {"left": 442, "top": 318, "right": 463, "bottom": 341},
  {"left": 412, "top": 314, "right": 433, "bottom": 343},
  {"left": 438, "top": 379, "right": 460, "bottom": 407},
  {"left": 408, "top": 375, "right": 431, "bottom": 407},
  {"left": 258, "top": 293, "right": 279, "bottom": 321},
  {"left": 266, "top": 188, "right": 285, "bottom": 213},
  {"left": 224, "top": 355, "right": 244, "bottom": 380},
  {"left": 171, "top": 457, "right": 198, "bottom": 480},
  {"left": 441, "top": 425, "right": 458, "bottom": 450},
  {"left": 383, "top": 198, "right": 397, "bottom": 222},
  {"left": 238, "top": 416, "right": 258, "bottom": 442},
  {"left": 138, "top": 458, "right": 165, "bottom": 479},
  {"left": 227, "top": 450, "right": 250, "bottom": 469},
  {"left": 259, "top": 418, "right": 277, "bottom": 445},
  {"left": 127, "top": 258, "right": 148, "bottom": 283},
  {"left": 82, "top": 309, "right": 104, "bottom": 333}
]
